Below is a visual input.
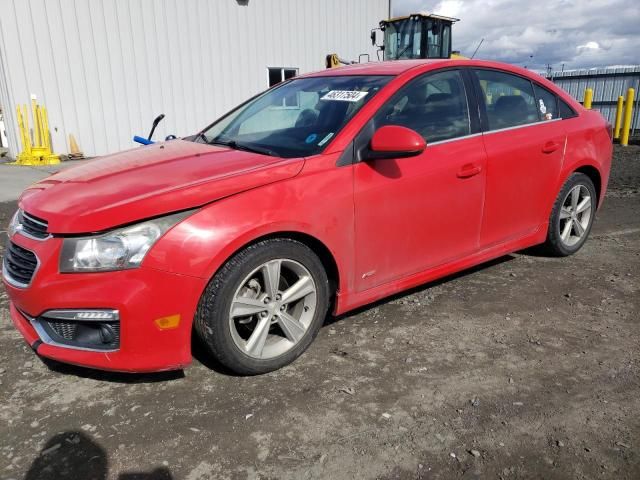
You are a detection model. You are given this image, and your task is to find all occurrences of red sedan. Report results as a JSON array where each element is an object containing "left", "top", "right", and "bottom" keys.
[{"left": 3, "top": 60, "right": 612, "bottom": 374}]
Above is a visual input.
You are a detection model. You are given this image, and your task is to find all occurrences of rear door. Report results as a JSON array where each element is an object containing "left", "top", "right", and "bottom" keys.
[
  {"left": 472, "top": 68, "right": 566, "bottom": 248},
  {"left": 352, "top": 69, "right": 487, "bottom": 291}
]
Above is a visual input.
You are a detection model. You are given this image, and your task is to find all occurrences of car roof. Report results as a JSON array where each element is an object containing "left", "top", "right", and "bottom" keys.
[
  {"left": 301, "top": 59, "right": 446, "bottom": 77},
  {"left": 301, "top": 59, "right": 543, "bottom": 80}
]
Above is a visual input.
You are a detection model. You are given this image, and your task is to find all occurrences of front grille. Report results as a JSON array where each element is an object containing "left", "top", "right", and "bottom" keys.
[
  {"left": 19, "top": 210, "right": 49, "bottom": 239},
  {"left": 3, "top": 241, "right": 38, "bottom": 287},
  {"left": 40, "top": 317, "right": 121, "bottom": 351}
]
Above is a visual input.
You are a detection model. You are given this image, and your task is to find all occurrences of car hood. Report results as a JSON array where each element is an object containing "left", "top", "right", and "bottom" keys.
[{"left": 19, "top": 140, "right": 303, "bottom": 234}]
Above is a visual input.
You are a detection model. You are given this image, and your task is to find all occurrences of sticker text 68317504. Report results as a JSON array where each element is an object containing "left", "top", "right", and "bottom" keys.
[{"left": 321, "top": 90, "right": 369, "bottom": 102}]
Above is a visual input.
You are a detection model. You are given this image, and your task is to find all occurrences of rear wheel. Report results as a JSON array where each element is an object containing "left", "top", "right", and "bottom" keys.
[
  {"left": 195, "top": 238, "right": 329, "bottom": 375},
  {"left": 543, "top": 172, "right": 597, "bottom": 256}
]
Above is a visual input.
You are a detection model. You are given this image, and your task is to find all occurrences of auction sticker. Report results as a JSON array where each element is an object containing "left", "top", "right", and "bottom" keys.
[{"left": 321, "top": 90, "right": 368, "bottom": 102}]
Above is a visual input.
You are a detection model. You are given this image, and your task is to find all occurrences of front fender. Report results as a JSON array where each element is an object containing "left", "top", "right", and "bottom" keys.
[{"left": 144, "top": 156, "right": 354, "bottom": 295}]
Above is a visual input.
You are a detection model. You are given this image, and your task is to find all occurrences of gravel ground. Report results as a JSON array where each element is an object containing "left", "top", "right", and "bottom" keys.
[{"left": 0, "top": 146, "right": 639, "bottom": 480}]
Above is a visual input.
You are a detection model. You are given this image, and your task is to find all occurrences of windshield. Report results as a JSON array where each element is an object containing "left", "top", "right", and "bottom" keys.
[{"left": 197, "top": 75, "right": 391, "bottom": 158}]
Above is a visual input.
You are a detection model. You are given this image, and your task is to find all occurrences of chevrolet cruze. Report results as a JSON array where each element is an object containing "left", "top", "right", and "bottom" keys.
[{"left": 3, "top": 60, "right": 612, "bottom": 375}]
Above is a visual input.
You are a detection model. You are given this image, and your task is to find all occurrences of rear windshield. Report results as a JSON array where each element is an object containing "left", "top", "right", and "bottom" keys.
[{"left": 198, "top": 75, "right": 392, "bottom": 158}]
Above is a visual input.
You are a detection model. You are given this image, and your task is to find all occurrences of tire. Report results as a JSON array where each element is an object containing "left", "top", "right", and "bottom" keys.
[
  {"left": 194, "top": 238, "right": 330, "bottom": 375},
  {"left": 543, "top": 172, "right": 597, "bottom": 257}
]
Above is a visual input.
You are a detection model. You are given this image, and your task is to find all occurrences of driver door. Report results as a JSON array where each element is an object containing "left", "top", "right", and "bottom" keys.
[{"left": 353, "top": 69, "right": 487, "bottom": 291}]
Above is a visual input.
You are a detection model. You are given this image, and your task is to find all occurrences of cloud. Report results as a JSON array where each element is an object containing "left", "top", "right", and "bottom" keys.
[
  {"left": 433, "top": 0, "right": 464, "bottom": 17},
  {"left": 391, "top": 0, "right": 640, "bottom": 69}
]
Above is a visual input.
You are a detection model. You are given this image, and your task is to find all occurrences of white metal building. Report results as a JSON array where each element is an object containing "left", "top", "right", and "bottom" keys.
[{"left": 0, "top": 0, "right": 390, "bottom": 158}]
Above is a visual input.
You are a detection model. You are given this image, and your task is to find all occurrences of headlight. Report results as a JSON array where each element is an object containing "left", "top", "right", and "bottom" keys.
[
  {"left": 8, "top": 210, "right": 20, "bottom": 237},
  {"left": 59, "top": 210, "right": 194, "bottom": 272}
]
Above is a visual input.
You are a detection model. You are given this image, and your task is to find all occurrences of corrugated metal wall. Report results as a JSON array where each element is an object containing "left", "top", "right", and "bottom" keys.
[
  {"left": 550, "top": 66, "right": 640, "bottom": 131},
  {"left": 0, "top": 0, "right": 389, "bottom": 158}
]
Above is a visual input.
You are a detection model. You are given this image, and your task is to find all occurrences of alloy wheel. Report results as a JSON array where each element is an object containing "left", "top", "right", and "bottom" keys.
[
  {"left": 559, "top": 184, "right": 592, "bottom": 247},
  {"left": 228, "top": 258, "right": 317, "bottom": 359}
]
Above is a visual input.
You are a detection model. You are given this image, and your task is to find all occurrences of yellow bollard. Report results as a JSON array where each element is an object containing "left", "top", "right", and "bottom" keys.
[
  {"left": 614, "top": 95, "right": 624, "bottom": 139},
  {"left": 583, "top": 88, "right": 593, "bottom": 109},
  {"left": 41, "top": 106, "right": 50, "bottom": 150},
  {"left": 13, "top": 98, "right": 60, "bottom": 165},
  {"left": 620, "top": 87, "right": 635, "bottom": 147},
  {"left": 37, "top": 106, "right": 46, "bottom": 147},
  {"left": 16, "top": 106, "right": 31, "bottom": 156},
  {"left": 31, "top": 98, "right": 40, "bottom": 146}
]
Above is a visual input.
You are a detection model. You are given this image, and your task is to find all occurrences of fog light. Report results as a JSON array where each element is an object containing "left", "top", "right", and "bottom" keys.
[
  {"left": 74, "top": 323, "right": 116, "bottom": 345},
  {"left": 154, "top": 314, "right": 181, "bottom": 330},
  {"left": 35, "top": 309, "right": 121, "bottom": 351}
]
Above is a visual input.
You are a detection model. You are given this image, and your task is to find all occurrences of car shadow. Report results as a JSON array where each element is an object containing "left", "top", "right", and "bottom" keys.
[
  {"left": 367, "top": 158, "right": 402, "bottom": 179},
  {"left": 517, "top": 244, "right": 554, "bottom": 257},
  {"left": 24, "top": 431, "right": 173, "bottom": 480},
  {"left": 39, "top": 357, "right": 185, "bottom": 384}
]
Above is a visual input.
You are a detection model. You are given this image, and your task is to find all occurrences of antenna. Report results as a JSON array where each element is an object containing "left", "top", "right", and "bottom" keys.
[{"left": 471, "top": 38, "right": 484, "bottom": 59}]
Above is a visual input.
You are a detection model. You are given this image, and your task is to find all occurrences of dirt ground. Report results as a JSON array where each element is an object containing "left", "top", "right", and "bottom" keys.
[{"left": 1, "top": 146, "right": 639, "bottom": 480}]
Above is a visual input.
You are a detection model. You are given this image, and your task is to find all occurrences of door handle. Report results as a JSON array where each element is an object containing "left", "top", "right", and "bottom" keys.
[
  {"left": 457, "top": 163, "right": 482, "bottom": 178},
  {"left": 542, "top": 141, "right": 560, "bottom": 154}
]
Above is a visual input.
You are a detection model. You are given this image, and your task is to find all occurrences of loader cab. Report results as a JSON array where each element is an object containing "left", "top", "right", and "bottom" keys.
[{"left": 378, "top": 14, "right": 458, "bottom": 60}]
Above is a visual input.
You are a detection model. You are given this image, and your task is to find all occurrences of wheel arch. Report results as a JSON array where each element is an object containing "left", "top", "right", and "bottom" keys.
[
  {"left": 202, "top": 229, "right": 342, "bottom": 302},
  {"left": 542, "top": 161, "right": 603, "bottom": 233},
  {"left": 238, "top": 231, "right": 340, "bottom": 297},
  {"left": 573, "top": 164, "right": 602, "bottom": 207}
]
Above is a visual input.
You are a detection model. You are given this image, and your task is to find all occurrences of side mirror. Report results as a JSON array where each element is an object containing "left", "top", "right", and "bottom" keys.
[
  {"left": 365, "top": 125, "right": 426, "bottom": 160},
  {"left": 370, "top": 28, "right": 383, "bottom": 48}
]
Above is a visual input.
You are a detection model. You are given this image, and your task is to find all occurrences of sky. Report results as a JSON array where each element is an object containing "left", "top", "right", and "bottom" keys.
[{"left": 392, "top": 0, "right": 640, "bottom": 71}]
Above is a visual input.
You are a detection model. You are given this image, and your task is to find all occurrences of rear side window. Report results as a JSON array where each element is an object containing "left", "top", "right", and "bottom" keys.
[
  {"left": 474, "top": 69, "right": 538, "bottom": 130},
  {"left": 373, "top": 70, "right": 471, "bottom": 143},
  {"left": 533, "top": 83, "right": 559, "bottom": 121},
  {"left": 558, "top": 98, "right": 578, "bottom": 119}
]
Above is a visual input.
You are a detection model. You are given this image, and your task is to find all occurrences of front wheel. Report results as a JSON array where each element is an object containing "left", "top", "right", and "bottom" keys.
[
  {"left": 194, "top": 238, "right": 330, "bottom": 375},
  {"left": 543, "top": 172, "right": 597, "bottom": 256}
]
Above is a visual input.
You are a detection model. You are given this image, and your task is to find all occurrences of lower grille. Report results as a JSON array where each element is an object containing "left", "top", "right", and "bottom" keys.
[
  {"left": 39, "top": 317, "right": 121, "bottom": 351},
  {"left": 3, "top": 241, "right": 38, "bottom": 287},
  {"left": 48, "top": 321, "right": 79, "bottom": 341},
  {"left": 47, "top": 320, "right": 121, "bottom": 344}
]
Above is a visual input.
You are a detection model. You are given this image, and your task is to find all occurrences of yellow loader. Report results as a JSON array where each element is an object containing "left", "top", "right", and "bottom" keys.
[{"left": 326, "top": 13, "right": 465, "bottom": 68}]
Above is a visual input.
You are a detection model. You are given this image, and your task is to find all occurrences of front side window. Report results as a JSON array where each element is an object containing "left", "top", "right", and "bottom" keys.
[
  {"left": 199, "top": 75, "right": 391, "bottom": 158},
  {"left": 372, "top": 70, "right": 471, "bottom": 143},
  {"left": 474, "top": 69, "right": 538, "bottom": 130}
]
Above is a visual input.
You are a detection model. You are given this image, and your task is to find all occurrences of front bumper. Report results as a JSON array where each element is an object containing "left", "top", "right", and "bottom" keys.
[{"left": 4, "top": 234, "right": 207, "bottom": 372}]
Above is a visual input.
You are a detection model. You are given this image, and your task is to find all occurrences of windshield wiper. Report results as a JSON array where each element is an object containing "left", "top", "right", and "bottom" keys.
[{"left": 210, "top": 138, "right": 280, "bottom": 157}]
